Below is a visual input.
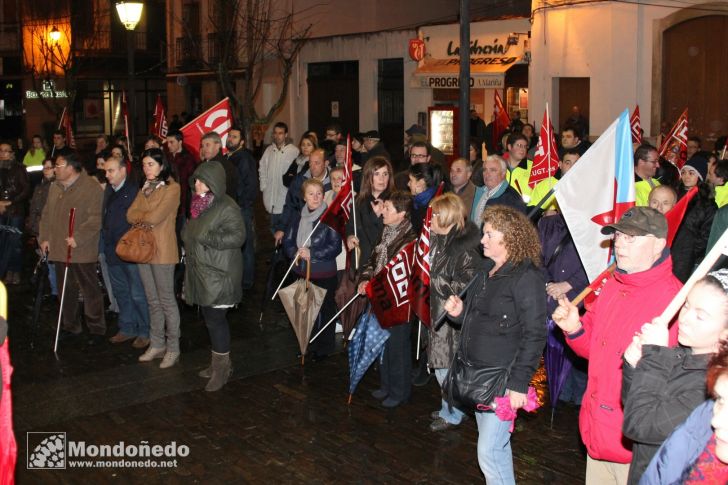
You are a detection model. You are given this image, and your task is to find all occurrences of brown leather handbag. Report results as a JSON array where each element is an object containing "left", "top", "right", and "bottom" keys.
[{"left": 115, "top": 223, "right": 156, "bottom": 263}]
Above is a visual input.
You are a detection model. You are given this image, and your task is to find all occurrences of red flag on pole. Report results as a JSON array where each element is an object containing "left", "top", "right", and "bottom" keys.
[
  {"left": 492, "top": 90, "right": 510, "bottom": 151},
  {"left": 321, "top": 135, "right": 354, "bottom": 241},
  {"left": 366, "top": 241, "right": 416, "bottom": 328},
  {"left": 659, "top": 108, "right": 689, "bottom": 168},
  {"left": 153, "top": 95, "right": 168, "bottom": 140},
  {"left": 59, "top": 107, "right": 76, "bottom": 149},
  {"left": 528, "top": 107, "right": 559, "bottom": 188},
  {"left": 408, "top": 183, "right": 444, "bottom": 327},
  {"left": 665, "top": 186, "right": 698, "bottom": 247},
  {"left": 630, "top": 105, "right": 642, "bottom": 145},
  {"left": 180, "top": 98, "right": 234, "bottom": 160},
  {"left": 120, "top": 92, "right": 133, "bottom": 167}
]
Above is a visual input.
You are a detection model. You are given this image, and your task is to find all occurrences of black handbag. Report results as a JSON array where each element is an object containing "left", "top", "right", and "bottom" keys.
[{"left": 443, "top": 353, "right": 512, "bottom": 413}]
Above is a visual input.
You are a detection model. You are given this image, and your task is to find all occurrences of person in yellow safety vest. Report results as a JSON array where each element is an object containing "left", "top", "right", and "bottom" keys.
[
  {"left": 504, "top": 133, "right": 533, "bottom": 203},
  {"left": 709, "top": 158, "right": 728, "bottom": 209},
  {"left": 528, "top": 149, "right": 582, "bottom": 216},
  {"left": 633, "top": 144, "right": 661, "bottom": 206}
]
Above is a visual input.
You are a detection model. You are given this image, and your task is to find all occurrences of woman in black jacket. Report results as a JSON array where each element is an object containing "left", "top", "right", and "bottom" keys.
[
  {"left": 407, "top": 162, "right": 442, "bottom": 234},
  {"left": 182, "top": 161, "right": 245, "bottom": 392},
  {"left": 444, "top": 205, "right": 546, "bottom": 484},
  {"left": 427, "top": 193, "right": 486, "bottom": 431},
  {"left": 621, "top": 269, "right": 728, "bottom": 484},
  {"left": 283, "top": 178, "right": 342, "bottom": 360}
]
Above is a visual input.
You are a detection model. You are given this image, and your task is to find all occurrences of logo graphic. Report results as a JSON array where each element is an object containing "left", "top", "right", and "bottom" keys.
[
  {"left": 27, "top": 432, "right": 67, "bottom": 469},
  {"left": 409, "top": 38, "right": 425, "bottom": 62}
]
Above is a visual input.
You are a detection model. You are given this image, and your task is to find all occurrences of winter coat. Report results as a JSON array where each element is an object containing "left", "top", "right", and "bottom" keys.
[
  {"left": 471, "top": 183, "right": 527, "bottom": 223},
  {"left": 427, "top": 221, "right": 487, "bottom": 369},
  {"left": 27, "top": 178, "right": 51, "bottom": 236},
  {"left": 539, "top": 214, "right": 588, "bottom": 314},
  {"left": 635, "top": 175, "right": 660, "bottom": 207},
  {"left": 453, "top": 181, "right": 477, "bottom": 216},
  {"left": 182, "top": 161, "right": 245, "bottom": 307},
  {"left": 101, "top": 178, "right": 139, "bottom": 265},
  {"left": 0, "top": 160, "right": 30, "bottom": 218},
  {"left": 226, "top": 147, "right": 258, "bottom": 210},
  {"left": 671, "top": 187, "right": 716, "bottom": 282},
  {"left": 39, "top": 172, "right": 103, "bottom": 264},
  {"left": 203, "top": 153, "right": 238, "bottom": 200},
  {"left": 565, "top": 251, "right": 682, "bottom": 463},
  {"left": 283, "top": 209, "right": 341, "bottom": 280},
  {"left": 450, "top": 260, "right": 547, "bottom": 394},
  {"left": 639, "top": 400, "right": 715, "bottom": 485},
  {"left": 259, "top": 142, "right": 300, "bottom": 214},
  {"left": 621, "top": 345, "right": 710, "bottom": 484},
  {"left": 707, "top": 204, "right": 728, "bottom": 253},
  {"left": 345, "top": 193, "right": 387, "bottom": 266},
  {"left": 275, "top": 168, "right": 331, "bottom": 233},
  {"left": 169, "top": 148, "right": 197, "bottom": 217},
  {"left": 126, "top": 179, "right": 180, "bottom": 265}
]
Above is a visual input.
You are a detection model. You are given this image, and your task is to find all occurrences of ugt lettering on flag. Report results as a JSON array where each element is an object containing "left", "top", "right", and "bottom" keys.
[
  {"left": 366, "top": 241, "right": 415, "bottom": 329},
  {"left": 528, "top": 108, "right": 559, "bottom": 188}
]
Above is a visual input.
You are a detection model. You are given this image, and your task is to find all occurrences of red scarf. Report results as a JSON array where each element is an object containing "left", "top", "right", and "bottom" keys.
[
  {"left": 685, "top": 433, "right": 728, "bottom": 483},
  {"left": 190, "top": 192, "right": 214, "bottom": 219}
]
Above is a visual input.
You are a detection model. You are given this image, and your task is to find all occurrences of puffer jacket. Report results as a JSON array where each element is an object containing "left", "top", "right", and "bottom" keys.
[
  {"left": 621, "top": 345, "right": 710, "bottom": 484},
  {"left": 182, "top": 161, "right": 246, "bottom": 307},
  {"left": 565, "top": 250, "right": 682, "bottom": 463},
  {"left": 639, "top": 400, "right": 714, "bottom": 485},
  {"left": 427, "top": 221, "right": 487, "bottom": 369},
  {"left": 283, "top": 209, "right": 341, "bottom": 280},
  {"left": 671, "top": 185, "right": 716, "bottom": 282},
  {"left": 450, "top": 260, "right": 547, "bottom": 394},
  {"left": 0, "top": 160, "right": 30, "bottom": 218}
]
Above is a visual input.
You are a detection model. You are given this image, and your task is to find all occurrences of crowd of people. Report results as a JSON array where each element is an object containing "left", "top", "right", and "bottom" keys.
[{"left": 2, "top": 109, "right": 728, "bottom": 483}]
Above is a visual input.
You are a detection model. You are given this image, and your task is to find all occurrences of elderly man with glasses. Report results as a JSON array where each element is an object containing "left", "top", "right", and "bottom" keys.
[{"left": 552, "top": 206, "right": 682, "bottom": 485}]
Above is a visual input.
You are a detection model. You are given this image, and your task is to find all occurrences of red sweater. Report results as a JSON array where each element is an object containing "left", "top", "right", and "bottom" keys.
[{"left": 566, "top": 253, "right": 682, "bottom": 463}]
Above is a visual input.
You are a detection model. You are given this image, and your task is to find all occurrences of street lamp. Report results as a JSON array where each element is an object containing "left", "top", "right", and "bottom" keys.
[
  {"left": 48, "top": 26, "right": 61, "bottom": 43},
  {"left": 115, "top": 1, "right": 144, "bottom": 152}
]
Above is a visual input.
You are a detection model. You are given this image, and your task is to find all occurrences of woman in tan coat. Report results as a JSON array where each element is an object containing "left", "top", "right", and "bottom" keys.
[{"left": 127, "top": 148, "right": 181, "bottom": 368}]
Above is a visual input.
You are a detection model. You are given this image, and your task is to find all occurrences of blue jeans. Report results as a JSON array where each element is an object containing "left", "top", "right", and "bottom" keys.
[
  {"left": 475, "top": 411, "right": 516, "bottom": 484},
  {"left": 241, "top": 207, "right": 255, "bottom": 288},
  {"left": 0, "top": 215, "right": 24, "bottom": 272},
  {"left": 108, "top": 263, "right": 150, "bottom": 338},
  {"left": 47, "top": 262, "right": 58, "bottom": 296},
  {"left": 434, "top": 368, "right": 465, "bottom": 424}
]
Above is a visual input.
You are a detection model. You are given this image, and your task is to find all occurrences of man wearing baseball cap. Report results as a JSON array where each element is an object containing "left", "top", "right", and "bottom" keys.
[{"left": 552, "top": 206, "right": 682, "bottom": 484}]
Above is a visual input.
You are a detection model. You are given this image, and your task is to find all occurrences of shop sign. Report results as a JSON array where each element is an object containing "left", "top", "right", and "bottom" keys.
[{"left": 414, "top": 75, "right": 503, "bottom": 89}]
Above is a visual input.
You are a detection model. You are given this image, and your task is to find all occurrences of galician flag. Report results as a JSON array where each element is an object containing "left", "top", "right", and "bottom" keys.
[{"left": 553, "top": 109, "right": 635, "bottom": 282}]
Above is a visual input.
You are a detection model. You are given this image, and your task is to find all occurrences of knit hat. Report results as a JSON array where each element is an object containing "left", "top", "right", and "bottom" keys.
[{"left": 682, "top": 155, "right": 708, "bottom": 181}]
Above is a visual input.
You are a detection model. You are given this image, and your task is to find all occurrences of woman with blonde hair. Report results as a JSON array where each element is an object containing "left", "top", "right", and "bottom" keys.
[
  {"left": 444, "top": 205, "right": 547, "bottom": 483},
  {"left": 427, "top": 193, "right": 486, "bottom": 431}
]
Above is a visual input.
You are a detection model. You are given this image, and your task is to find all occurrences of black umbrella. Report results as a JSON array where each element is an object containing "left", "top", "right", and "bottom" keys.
[
  {"left": 29, "top": 251, "right": 48, "bottom": 350},
  {"left": 259, "top": 245, "right": 290, "bottom": 328}
]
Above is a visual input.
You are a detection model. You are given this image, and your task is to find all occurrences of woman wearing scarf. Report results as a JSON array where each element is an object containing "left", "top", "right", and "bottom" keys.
[
  {"left": 283, "top": 178, "right": 342, "bottom": 361},
  {"left": 357, "top": 191, "right": 417, "bottom": 408},
  {"left": 127, "top": 148, "right": 181, "bottom": 368},
  {"left": 182, "top": 161, "right": 245, "bottom": 391},
  {"left": 407, "top": 162, "right": 442, "bottom": 234}
]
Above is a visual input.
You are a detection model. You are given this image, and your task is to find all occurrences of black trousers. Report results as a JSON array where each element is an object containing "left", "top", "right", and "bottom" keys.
[
  {"left": 201, "top": 306, "right": 230, "bottom": 353},
  {"left": 380, "top": 321, "right": 412, "bottom": 402},
  {"left": 56, "top": 262, "right": 106, "bottom": 336},
  {"left": 308, "top": 275, "right": 338, "bottom": 357}
]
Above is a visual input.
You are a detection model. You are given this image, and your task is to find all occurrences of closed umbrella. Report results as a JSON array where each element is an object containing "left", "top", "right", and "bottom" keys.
[
  {"left": 334, "top": 266, "right": 367, "bottom": 339},
  {"left": 545, "top": 318, "right": 573, "bottom": 427},
  {"left": 347, "top": 307, "right": 390, "bottom": 403},
  {"left": 278, "top": 262, "right": 326, "bottom": 365}
]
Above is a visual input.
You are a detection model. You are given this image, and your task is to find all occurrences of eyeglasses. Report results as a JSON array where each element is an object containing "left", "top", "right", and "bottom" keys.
[
  {"left": 411, "top": 154, "right": 428, "bottom": 159},
  {"left": 54, "top": 162, "right": 67, "bottom": 169},
  {"left": 642, "top": 158, "right": 659, "bottom": 165},
  {"left": 512, "top": 144, "right": 528, "bottom": 149},
  {"left": 613, "top": 232, "right": 654, "bottom": 243}
]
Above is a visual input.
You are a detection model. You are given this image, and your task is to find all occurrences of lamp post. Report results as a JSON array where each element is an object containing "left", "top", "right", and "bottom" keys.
[{"left": 115, "top": 2, "right": 144, "bottom": 151}]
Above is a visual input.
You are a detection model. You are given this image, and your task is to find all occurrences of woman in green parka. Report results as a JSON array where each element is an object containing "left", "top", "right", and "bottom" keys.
[{"left": 182, "top": 160, "right": 245, "bottom": 392}]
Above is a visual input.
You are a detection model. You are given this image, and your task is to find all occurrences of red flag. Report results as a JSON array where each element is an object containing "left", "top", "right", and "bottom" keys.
[
  {"left": 321, "top": 135, "right": 354, "bottom": 240},
  {"left": 59, "top": 107, "right": 76, "bottom": 149},
  {"left": 665, "top": 186, "right": 698, "bottom": 247},
  {"left": 366, "top": 241, "right": 416, "bottom": 328},
  {"left": 492, "top": 90, "right": 510, "bottom": 151},
  {"left": 528, "top": 108, "right": 559, "bottom": 188},
  {"left": 180, "top": 98, "right": 234, "bottom": 160},
  {"left": 659, "top": 109, "right": 688, "bottom": 168},
  {"left": 153, "top": 95, "right": 168, "bottom": 140},
  {"left": 583, "top": 264, "right": 616, "bottom": 311},
  {"left": 408, "top": 183, "right": 444, "bottom": 327},
  {"left": 630, "top": 105, "right": 642, "bottom": 144}
]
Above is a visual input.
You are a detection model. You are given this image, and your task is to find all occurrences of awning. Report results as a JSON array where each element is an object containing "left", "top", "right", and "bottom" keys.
[{"left": 411, "top": 57, "right": 522, "bottom": 89}]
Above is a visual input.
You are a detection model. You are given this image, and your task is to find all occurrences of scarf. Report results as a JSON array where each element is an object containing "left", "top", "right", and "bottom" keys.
[
  {"left": 296, "top": 202, "right": 328, "bottom": 249},
  {"left": 142, "top": 179, "right": 165, "bottom": 198},
  {"left": 413, "top": 185, "right": 437, "bottom": 210},
  {"left": 190, "top": 192, "right": 215, "bottom": 219},
  {"left": 474, "top": 180, "right": 508, "bottom": 221},
  {"left": 373, "top": 219, "right": 412, "bottom": 274}
]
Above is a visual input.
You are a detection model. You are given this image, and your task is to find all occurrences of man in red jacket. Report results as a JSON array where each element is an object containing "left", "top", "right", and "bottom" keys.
[{"left": 552, "top": 206, "right": 681, "bottom": 484}]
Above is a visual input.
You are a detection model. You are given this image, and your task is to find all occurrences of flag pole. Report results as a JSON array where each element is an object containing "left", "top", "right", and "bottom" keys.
[
  {"left": 415, "top": 321, "right": 422, "bottom": 360},
  {"left": 54, "top": 208, "right": 76, "bottom": 354},
  {"left": 570, "top": 262, "right": 617, "bottom": 307},
  {"left": 271, "top": 218, "right": 324, "bottom": 300},
  {"left": 52, "top": 107, "right": 66, "bottom": 159},
  {"left": 432, "top": 274, "right": 480, "bottom": 331},
  {"left": 546, "top": 102, "right": 552, "bottom": 186},
  {"left": 526, "top": 188, "right": 555, "bottom": 220},
  {"left": 309, "top": 293, "right": 361, "bottom": 344}
]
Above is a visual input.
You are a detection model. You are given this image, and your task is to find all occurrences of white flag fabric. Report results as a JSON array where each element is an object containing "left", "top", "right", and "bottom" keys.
[{"left": 553, "top": 110, "right": 635, "bottom": 282}]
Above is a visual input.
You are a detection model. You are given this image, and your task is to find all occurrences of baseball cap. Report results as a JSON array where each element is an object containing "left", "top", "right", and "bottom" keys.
[{"left": 601, "top": 206, "right": 668, "bottom": 239}]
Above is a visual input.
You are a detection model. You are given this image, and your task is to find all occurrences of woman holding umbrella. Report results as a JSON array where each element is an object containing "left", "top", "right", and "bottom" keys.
[
  {"left": 182, "top": 160, "right": 245, "bottom": 391},
  {"left": 357, "top": 190, "right": 416, "bottom": 408},
  {"left": 427, "top": 193, "right": 486, "bottom": 431},
  {"left": 443, "top": 205, "right": 547, "bottom": 483},
  {"left": 283, "top": 178, "right": 342, "bottom": 361}
]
